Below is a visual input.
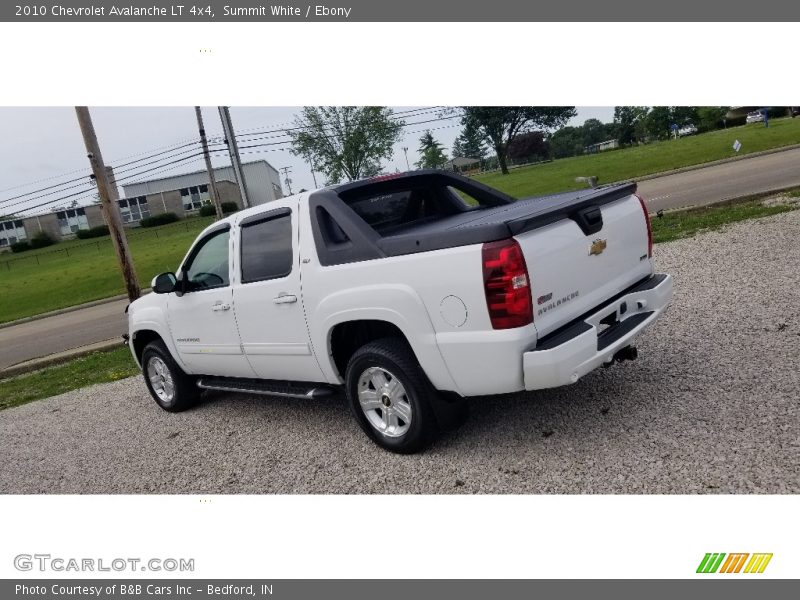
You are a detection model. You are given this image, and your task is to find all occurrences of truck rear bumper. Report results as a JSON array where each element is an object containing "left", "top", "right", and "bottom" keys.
[{"left": 523, "top": 273, "right": 673, "bottom": 390}]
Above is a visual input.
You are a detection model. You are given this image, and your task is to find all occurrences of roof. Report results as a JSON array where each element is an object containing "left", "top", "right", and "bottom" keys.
[
  {"left": 121, "top": 159, "right": 278, "bottom": 189},
  {"left": 443, "top": 157, "right": 481, "bottom": 168}
]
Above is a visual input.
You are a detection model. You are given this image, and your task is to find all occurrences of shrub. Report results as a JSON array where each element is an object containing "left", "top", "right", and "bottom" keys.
[
  {"left": 140, "top": 212, "right": 179, "bottom": 228},
  {"left": 76, "top": 225, "right": 109, "bottom": 239},
  {"left": 221, "top": 202, "right": 239, "bottom": 214},
  {"left": 198, "top": 204, "right": 217, "bottom": 217},
  {"left": 10, "top": 241, "right": 31, "bottom": 253},
  {"left": 29, "top": 231, "right": 55, "bottom": 249}
]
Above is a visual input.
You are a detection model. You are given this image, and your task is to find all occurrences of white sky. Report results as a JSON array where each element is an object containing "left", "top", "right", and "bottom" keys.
[{"left": 0, "top": 106, "right": 614, "bottom": 215}]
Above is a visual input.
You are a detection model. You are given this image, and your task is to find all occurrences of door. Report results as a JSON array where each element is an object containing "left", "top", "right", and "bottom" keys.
[
  {"left": 167, "top": 226, "right": 255, "bottom": 378},
  {"left": 232, "top": 206, "right": 325, "bottom": 382}
]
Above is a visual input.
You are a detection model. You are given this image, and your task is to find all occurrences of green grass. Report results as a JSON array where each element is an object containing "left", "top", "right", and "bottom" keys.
[
  {"left": 651, "top": 198, "right": 798, "bottom": 244},
  {"left": 474, "top": 117, "right": 800, "bottom": 198},
  {"left": 0, "top": 217, "right": 214, "bottom": 323},
  {"left": 0, "top": 346, "right": 139, "bottom": 411}
]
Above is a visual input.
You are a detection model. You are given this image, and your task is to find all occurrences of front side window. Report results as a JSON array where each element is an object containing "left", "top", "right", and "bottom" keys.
[
  {"left": 240, "top": 213, "right": 293, "bottom": 283},
  {"left": 184, "top": 228, "right": 230, "bottom": 291}
]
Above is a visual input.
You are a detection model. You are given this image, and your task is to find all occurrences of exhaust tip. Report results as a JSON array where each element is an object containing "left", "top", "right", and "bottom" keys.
[{"left": 613, "top": 345, "right": 638, "bottom": 363}]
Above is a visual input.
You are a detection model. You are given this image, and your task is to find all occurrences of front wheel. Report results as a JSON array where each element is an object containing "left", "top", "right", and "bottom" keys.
[
  {"left": 141, "top": 340, "right": 200, "bottom": 412},
  {"left": 345, "top": 338, "right": 439, "bottom": 454}
]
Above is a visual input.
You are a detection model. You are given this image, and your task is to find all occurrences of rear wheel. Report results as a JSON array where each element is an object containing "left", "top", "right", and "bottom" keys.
[
  {"left": 141, "top": 340, "right": 199, "bottom": 412},
  {"left": 345, "top": 338, "right": 439, "bottom": 454}
]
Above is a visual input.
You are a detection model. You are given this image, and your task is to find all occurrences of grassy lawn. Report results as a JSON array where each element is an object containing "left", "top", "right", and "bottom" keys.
[
  {"left": 0, "top": 346, "right": 139, "bottom": 411},
  {"left": 474, "top": 117, "right": 800, "bottom": 198},
  {"left": 0, "top": 216, "right": 214, "bottom": 323},
  {"left": 651, "top": 197, "right": 798, "bottom": 243}
]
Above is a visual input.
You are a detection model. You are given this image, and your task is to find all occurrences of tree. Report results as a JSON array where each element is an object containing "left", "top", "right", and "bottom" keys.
[
  {"left": 671, "top": 106, "right": 699, "bottom": 127},
  {"left": 549, "top": 126, "right": 585, "bottom": 158},
  {"left": 645, "top": 106, "right": 673, "bottom": 140},
  {"left": 452, "top": 119, "right": 487, "bottom": 160},
  {"left": 506, "top": 131, "right": 549, "bottom": 162},
  {"left": 581, "top": 118, "right": 607, "bottom": 146},
  {"left": 415, "top": 130, "right": 448, "bottom": 169},
  {"left": 459, "top": 107, "right": 576, "bottom": 174},
  {"left": 697, "top": 106, "right": 729, "bottom": 131},
  {"left": 288, "top": 106, "right": 404, "bottom": 184},
  {"left": 613, "top": 106, "right": 649, "bottom": 145}
]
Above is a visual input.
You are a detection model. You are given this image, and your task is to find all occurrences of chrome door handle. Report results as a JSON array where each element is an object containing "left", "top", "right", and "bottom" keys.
[
  {"left": 273, "top": 294, "right": 297, "bottom": 304},
  {"left": 211, "top": 302, "right": 231, "bottom": 312}
]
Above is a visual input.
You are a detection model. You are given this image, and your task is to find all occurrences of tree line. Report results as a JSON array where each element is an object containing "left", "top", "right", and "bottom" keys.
[{"left": 287, "top": 106, "right": 785, "bottom": 185}]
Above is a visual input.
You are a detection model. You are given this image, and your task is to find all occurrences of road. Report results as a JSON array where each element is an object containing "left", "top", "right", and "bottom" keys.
[
  {"left": 1, "top": 147, "right": 798, "bottom": 372},
  {"left": 1, "top": 210, "right": 798, "bottom": 493},
  {"left": 638, "top": 146, "right": 800, "bottom": 212},
  {"left": 0, "top": 299, "right": 128, "bottom": 370}
]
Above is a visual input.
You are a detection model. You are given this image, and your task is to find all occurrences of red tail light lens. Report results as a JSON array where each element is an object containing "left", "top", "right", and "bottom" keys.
[
  {"left": 482, "top": 239, "right": 533, "bottom": 330},
  {"left": 636, "top": 193, "right": 653, "bottom": 257}
]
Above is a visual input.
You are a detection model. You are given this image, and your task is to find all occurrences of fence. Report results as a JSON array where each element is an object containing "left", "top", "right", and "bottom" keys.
[{"left": 0, "top": 218, "right": 211, "bottom": 271}]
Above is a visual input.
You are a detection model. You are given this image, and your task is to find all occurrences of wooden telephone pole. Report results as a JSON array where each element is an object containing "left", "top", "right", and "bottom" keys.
[
  {"left": 75, "top": 107, "right": 141, "bottom": 302},
  {"left": 195, "top": 106, "right": 223, "bottom": 220}
]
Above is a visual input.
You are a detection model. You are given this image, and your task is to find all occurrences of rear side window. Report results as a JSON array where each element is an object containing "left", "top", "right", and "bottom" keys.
[
  {"left": 347, "top": 188, "right": 442, "bottom": 234},
  {"left": 240, "top": 213, "right": 293, "bottom": 283}
]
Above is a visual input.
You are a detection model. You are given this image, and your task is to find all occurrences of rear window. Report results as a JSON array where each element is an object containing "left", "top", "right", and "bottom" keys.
[{"left": 347, "top": 187, "right": 464, "bottom": 235}]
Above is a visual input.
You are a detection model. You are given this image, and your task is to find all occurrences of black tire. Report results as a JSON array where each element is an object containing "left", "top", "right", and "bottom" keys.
[
  {"left": 141, "top": 340, "right": 200, "bottom": 412},
  {"left": 345, "top": 337, "right": 440, "bottom": 454}
]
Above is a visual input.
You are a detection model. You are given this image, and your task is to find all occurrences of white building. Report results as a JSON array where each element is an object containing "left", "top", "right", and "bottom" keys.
[{"left": 122, "top": 159, "right": 283, "bottom": 209}]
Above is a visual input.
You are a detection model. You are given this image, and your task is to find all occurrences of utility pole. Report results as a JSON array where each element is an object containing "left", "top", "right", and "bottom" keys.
[
  {"left": 280, "top": 166, "right": 293, "bottom": 195},
  {"left": 402, "top": 146, "right": 410, "bottom": 171},
  {"left": 218, "top": 106, "right": 250, "bottom": 208},
  {"left": 75, "top": 107, "right": 140, "bottom": 302},
  {"left": 307, "top": 157, "right": 318, "bottom": 188},
  {"left": 195, "top": 106, "right": 223, "bottom": 220}
]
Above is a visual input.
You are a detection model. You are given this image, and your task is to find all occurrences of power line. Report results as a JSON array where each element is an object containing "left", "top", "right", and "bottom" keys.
[
  {"left": 6, "top": 111, "right": 464, "bottom": 216},
  {"left": 0, "top": 140, "right": 204, "bottom": 209},
  {"left": 1, "top": 108, "right": 453, "bottom": 208},
  {"left": 0, "top": 144, "right": 210, "bottom": 212}
]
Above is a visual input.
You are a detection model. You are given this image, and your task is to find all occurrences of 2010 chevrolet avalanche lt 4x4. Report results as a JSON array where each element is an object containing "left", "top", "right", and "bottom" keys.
[{"left": 128, "top": 170, "right": 672, "bottom": 453}]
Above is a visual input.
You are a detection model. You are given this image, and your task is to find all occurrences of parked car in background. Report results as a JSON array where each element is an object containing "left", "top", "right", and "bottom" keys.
[
  {"left": 746, "top": 110, "right": 765, "bottom": 124},
  {"left": 678, "top": 124, "right": 698, "bottom": 137}
]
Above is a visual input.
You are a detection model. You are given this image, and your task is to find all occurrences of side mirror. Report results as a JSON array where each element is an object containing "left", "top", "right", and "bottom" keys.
[{"left": 152, "top": 272, "right": 177, "bottom": 294}]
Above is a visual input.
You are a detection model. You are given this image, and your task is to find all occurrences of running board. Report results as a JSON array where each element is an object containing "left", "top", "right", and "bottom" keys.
[{"left": 197, "top": 376, "right": 337, "bottom": 400}]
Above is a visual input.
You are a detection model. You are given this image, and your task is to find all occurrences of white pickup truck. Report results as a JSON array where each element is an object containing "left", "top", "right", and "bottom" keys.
[{"left": 127, "top": 170, "right": 672, "bottom": 453}]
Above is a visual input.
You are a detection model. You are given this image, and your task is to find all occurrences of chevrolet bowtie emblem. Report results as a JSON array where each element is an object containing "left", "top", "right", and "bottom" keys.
[{"left": 589, "top": 239, "right": 607, "bottom": 256}]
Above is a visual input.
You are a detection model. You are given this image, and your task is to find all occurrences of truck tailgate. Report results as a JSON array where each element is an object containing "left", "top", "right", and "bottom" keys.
[{"left": 514, "top": 193, "right": 653, "bottom": 338}]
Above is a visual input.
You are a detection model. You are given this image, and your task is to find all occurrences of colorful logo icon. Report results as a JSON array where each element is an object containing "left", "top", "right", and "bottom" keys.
[{"left": 696, "top": 553, "right": 773, "bottom": 574}]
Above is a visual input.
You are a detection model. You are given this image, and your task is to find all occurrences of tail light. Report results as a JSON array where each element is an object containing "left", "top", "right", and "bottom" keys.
[
  {"left": 482, "top": 239, "right": 533, "bottom": 329},
  {"left": 635, "top": 194, "right": 653, "bottom": 257}
]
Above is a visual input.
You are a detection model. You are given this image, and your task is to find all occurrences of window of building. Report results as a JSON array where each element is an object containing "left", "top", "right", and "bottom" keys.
[
  {"left": 56, "top": 208, "right": 89, "bottom": 236},
  {"left": 240, "top": 212, "right": 293, "bottom": 283},
  {"left": 0, "top": 220, "right": 27, "bottom": 246},
  {"left": 180, "top": 185, "right": 211, "bottom": 212},
  {"left": 117, "top": 196, "right": 150, "bottom": 223}
]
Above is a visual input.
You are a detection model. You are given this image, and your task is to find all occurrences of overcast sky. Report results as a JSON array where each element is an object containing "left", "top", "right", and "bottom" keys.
[{"left": 0, "top": 106, "right": 614, "bottom": 216}]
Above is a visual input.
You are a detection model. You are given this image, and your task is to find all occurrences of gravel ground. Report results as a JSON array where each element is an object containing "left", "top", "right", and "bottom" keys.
[{"left": 1, "top": 211, "right": 799, "bottom": 494}]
